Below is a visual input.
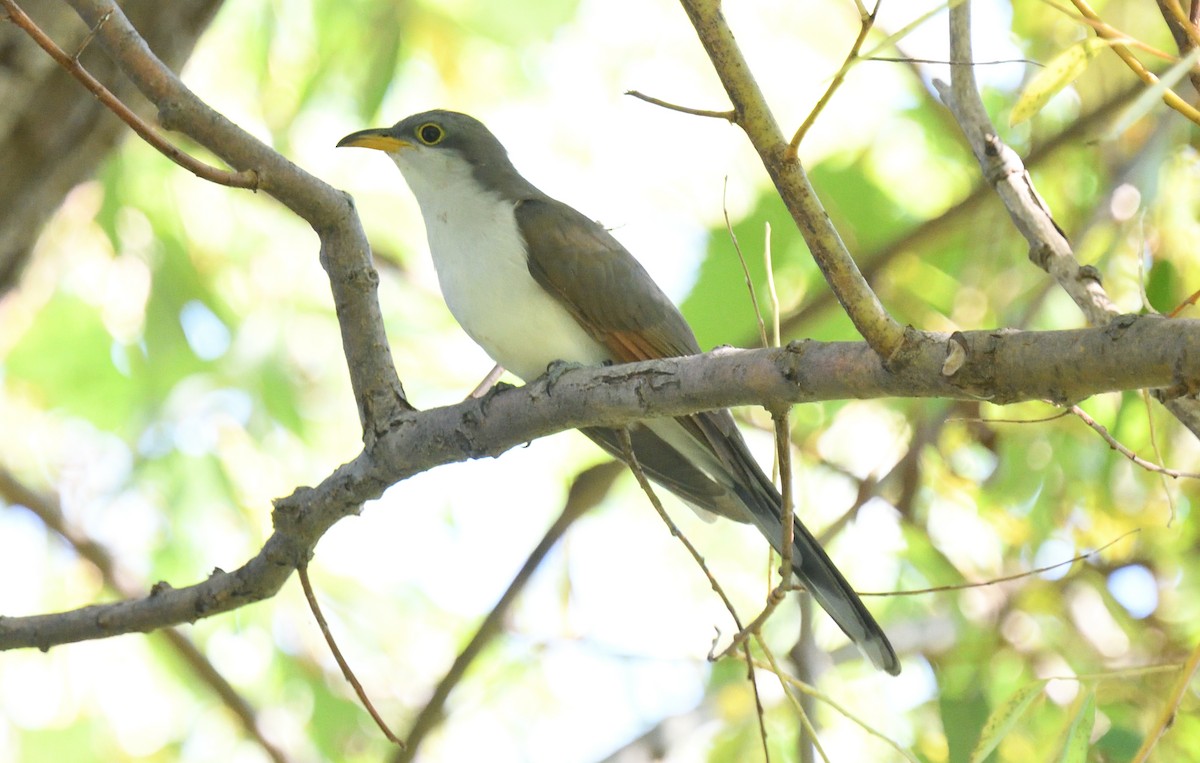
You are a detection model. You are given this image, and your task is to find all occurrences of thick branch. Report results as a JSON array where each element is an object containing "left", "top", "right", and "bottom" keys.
[
  {"left": 675, "top": 0, "right": 906, "bottom": 360},
  {"left": 61, "top": 0, "right": 409, "bottom": 434},
  {"left": 938, "top": 1, "right": 1200, "bottom": 440},
  {"left": 4, "top": 316, "right": 1200, "bottom": 650},
  {"left": 938, "top": 3, "right": 1118, "bottom": 327}
]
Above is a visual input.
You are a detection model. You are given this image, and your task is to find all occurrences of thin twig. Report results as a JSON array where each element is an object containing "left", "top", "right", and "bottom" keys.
[
  {"left": 724, "top": 177, "right": 769, "bottom": 349},
  {"left": 865, "top": 55, "right": 1042, "bottom": 66},
  {"left": 625, "top": 90, "right": 737, "bottom": 121},
  {"left": 756, "top": 636, "right": 830, "bottom": 763},
  {"left": 71, "top": 8, "right": 108, "bottom": 58},
  {"left": 1070, "top": 405, "right": 1200, "bottom": 480},
  {"left": 774, "top": 410, "right": 796, "bottom": 590},
  {"left": 0, "top": 0, "right": 258, "bottom": 188},
  {"left": 950, "top": 409, "right": 1072, "bottom": 425},
  {"left": 298, "top": 565, "right": 405, "bottom": 748},
  {"left": 614, "top": 429, "right": 744, "bottom": 632},
  {"left": 1141, "top": 390, "right": 1177, "bottom": 524},
  {"left": 1066, "top": 0, "right": 1200, "bottom": 125},
  {"left": 714, "top": 411, "right": 799, "bottom": 663},
  {"left": 747, "top": 643, "right": 772, "bottom": 763},
  {"left": 765, "top": 222, "right": 781, "bottom": 348},
  {"left": 613, "top": 430, "right": 768, "bottom": 759},
  {"left": 788, "top": 0, "right": 880, "bottom": 156},
  {"left": 751, "top": 651, "right": 920, "bottom": 763},
  {"left": 858, "top": 529, "right": 1139, "bottom": 596},
  {"left": 1167, "top": 286, "right": 1200, "bottom": 317}
]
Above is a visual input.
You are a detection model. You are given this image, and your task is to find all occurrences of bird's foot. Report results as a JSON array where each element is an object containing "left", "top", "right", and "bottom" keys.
[{"left": 543, "top": 359, "right": 586, "bottom": 393}]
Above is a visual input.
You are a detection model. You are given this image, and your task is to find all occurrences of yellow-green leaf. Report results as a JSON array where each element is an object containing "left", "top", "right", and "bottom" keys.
[
  {"left": 1011, "top": 38, "right": 1115, "bottom": 125},
  {"left": 1056, "top": 689, "right": 1097, "bottom": 763},
  {"left": 968, "top": 680, "right": 1047, "bottom": 763}
]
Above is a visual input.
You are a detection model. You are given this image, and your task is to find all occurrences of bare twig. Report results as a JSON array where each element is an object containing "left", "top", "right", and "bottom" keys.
[
  {"left": 724, "top": 177, "right": 769, "bottom": 349},
  {"left": 1069, "top": 405, "right": 1200, "bottom": 480},
  {"left": 756, "top": 636, "right": 830, "bottom": 763},
  {"left": 613, "top": 429, "right": 769, "bottom": 759},
  {"left": 0, "top": 0, "right": 258, "bottom": 189},
  {"left": 713, "top": 410, "right": 798, "bottom": 661},
  {"left": 1167, "top": 287, "right": 1200, "bottom": 317},
  {"left": 764, "top": 222, "right": 781, "bottom": 348},
  {"left": 298, "top": 565, "right": 404, "bottom": 748},
  {"left": 625, "top": 90, "right": 737, "bottom": 121},
  {"left": 953, "top": 409, "right": 1072, "bottom": 425},
  {"left": 753, "top": 655, "right": 921, "bottom": 763},
  {"left": 1067, "top": 0, "right": 1200, "bottom": 125},
  {"left": 1141, "top": 390, "right": 1178, "bottom": 523},
  {"left": 857, "top": 529, "right": 1139, "bottom": 596},
  {"left": 773, "top": 410, "right": 795, "bottom": 589},
  {"left": 748, "top": 642, "right": 772, "bottom": 763},
  {"left": 788, "top": 0, "right": 880, "bottom": 156},
  {"left": 677, "top": 0, "right": 906, "bottom": 360},
  {"left": 614, "top": 430, "right": 744, "bottom": 631}
]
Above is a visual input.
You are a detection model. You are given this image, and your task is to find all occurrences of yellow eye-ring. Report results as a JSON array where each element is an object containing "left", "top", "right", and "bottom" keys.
[{"left": 416, "top": 122, "right": 445, "bottom": 145}]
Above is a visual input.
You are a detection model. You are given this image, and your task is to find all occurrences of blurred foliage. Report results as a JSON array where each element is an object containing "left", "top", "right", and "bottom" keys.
[{"left": 4, "top": 0, "right": 1200, "bottom": 762}]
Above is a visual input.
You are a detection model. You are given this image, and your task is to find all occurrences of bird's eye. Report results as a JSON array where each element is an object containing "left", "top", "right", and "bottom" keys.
[{"left": 416, "top": 123, "right": 445, "bottom": 145}]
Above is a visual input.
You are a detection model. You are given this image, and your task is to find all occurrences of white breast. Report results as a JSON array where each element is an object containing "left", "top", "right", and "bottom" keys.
[{"left": 393, "top": 151, "right": 610, "bottom": 381}]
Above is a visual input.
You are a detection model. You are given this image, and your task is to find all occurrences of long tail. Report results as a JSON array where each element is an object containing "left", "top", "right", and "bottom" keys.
[
  {"left": 744, "top": 471, "right": 900, "bottom": 674},
  {"left": 585, "top": 417, "right": 900, "bottom": 675},
  {"left": 700, "top": 414, "right": 900, "bottom": 676}
]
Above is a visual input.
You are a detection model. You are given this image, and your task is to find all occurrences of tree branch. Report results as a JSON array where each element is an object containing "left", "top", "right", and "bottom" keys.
[
  {"left": 0, "top": 469, "right": 292, "bottom": 763},
  {"left": 937, "top": 2, "right": 1118, "bottom": 327},
  {"left": 1, "top": 0, "right": 256, "bottom": 188},
  {"left": 674, "top": 0, "right": 906, "bottom": 360},
  {"left": 4, "top": 317, "right": 1200, "bottom": 650},
  {"left": 937, "top": 0, "right": 1200, "bottom": 440},
  {"left": 60, "top": 0, "right": 410, "bottom": 435}
]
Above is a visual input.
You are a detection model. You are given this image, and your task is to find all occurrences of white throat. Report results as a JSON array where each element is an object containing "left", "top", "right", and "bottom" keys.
[{"left": 389, "top": 148, "right": 610, "bottom": 381}]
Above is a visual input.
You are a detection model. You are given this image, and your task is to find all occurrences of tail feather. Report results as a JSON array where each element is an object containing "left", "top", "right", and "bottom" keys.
[
  {"left": 691, "top": 412, "right": 901, "bottom": 676},
  {"left": 586, "top": 412, "right": 900, "bottom": 675}
]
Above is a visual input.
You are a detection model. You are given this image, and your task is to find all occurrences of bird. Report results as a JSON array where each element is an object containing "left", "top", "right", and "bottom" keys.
[{"left": 337, "top": 110, "right": 900, "bottom": 675}]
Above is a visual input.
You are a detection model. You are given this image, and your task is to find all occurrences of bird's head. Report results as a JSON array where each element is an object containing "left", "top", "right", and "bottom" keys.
[{"left": 337, "top": 110, "right": 530, "bottom": 201}]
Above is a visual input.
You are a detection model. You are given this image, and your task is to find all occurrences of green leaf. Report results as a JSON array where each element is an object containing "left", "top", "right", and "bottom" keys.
[
  {"left": 969, "top": 680, "right": 1046, "bottom": 763},
  {"left": 1011, "top": 38, "right": 1115, "bottom": 126},
  {"left": 1057, "top": 689, "right": 1097, "bottom": 763},
  {"left": 5, "top": 295, "right": 138, "bottom": 432},
  {"left": 939, "top": 675, "right": 992, "bottom": 763}
]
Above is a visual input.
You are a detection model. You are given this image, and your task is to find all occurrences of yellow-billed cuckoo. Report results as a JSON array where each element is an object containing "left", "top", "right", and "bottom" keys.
[{"left": 337, "top": 110, "right": 900, "bottom": 675}]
